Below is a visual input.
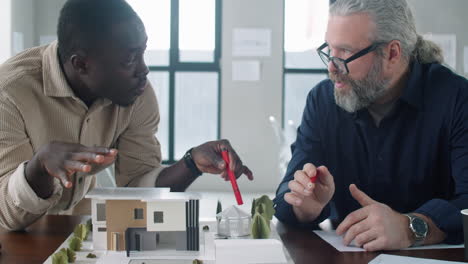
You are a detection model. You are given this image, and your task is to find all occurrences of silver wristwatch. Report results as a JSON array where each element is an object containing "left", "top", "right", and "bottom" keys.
[{"left": 404, "top": 213, "right": 428, "bottom": 247}]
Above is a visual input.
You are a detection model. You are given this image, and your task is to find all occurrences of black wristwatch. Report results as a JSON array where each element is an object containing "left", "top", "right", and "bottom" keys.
[
  {"left": 404, "top": 213, "right": 428, "bottom": 247},
  {"left": 183, "top": 148, "right": 202, "bottom": 177}
]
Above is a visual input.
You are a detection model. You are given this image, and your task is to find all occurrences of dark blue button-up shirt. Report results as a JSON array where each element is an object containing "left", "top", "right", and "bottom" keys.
[{"left": 274, "top": 61, "right": 468, "bottom": 244}]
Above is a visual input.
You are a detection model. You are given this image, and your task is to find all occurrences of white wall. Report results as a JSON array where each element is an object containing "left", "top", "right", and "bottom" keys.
[
  {"left": 0, "top": 0, "right": 12, "bottom": 63},
  {"left": 34, "top": 0, "right": 65, "bottom": 44},
  {"left": 408, "top": 0, "right": 468, "bottom": 78},
  {"left": 11, "top": 0, "right": 35, "bottom": 53},
  {"left": 146, "top": 201, "right": 186, "bottom": 232}
]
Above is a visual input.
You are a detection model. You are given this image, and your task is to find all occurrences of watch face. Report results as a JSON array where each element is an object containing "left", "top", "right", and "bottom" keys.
[{"left": 412, "top": 217, "right": 427, "bottom": 236}]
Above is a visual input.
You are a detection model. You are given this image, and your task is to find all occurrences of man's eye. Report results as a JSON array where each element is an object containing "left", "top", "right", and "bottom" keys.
[{"left": 124, "top": 55, "right": 137, "bottom": 66}]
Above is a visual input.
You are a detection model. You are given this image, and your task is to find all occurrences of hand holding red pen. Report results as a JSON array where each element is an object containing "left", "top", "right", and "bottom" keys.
[
  {"left": 221, "top": 149, "right": 243, "bottom": 205},
  {"left": 190, "top": 139, "right": 253, "bottom": 181},
  {"left": 284, "top": 163, "right": 335, "bottom": 222}
]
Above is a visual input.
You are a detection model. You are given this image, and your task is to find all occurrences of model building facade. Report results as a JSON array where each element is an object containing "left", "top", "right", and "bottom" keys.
[{"left": 85, "top": 188, "right": 200, "bottom": 255}]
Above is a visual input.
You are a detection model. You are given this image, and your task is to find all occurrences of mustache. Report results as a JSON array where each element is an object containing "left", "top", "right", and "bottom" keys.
[{"left": 330, "top": 72, "right": 350, "bottom": 84}]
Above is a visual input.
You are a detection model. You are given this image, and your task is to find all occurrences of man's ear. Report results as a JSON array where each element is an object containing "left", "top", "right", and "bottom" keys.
[
  {"left": 70, "top": 51, "right": 89, "bottom": 75},
  {"left": 385, "top": 40, "right": 402, "bottom": 67}
]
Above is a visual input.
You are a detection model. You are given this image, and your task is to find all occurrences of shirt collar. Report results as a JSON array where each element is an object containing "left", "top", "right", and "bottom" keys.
[
  {"left": 399, "top": 60, "right": 424, "bottom": 111},
  {"left": 42, "top": 41, "right": 76, "bottom": 98},
  {"left": 42, "top": 41, "right": 112, "bottom": 108},
  {"left": 351, "top": 60, "right": 424, "bottom": 120}
]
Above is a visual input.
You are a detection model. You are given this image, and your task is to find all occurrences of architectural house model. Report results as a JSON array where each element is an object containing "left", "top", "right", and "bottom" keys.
[{"left": 85, "top": 187, "right": 200, "bottom": 257}]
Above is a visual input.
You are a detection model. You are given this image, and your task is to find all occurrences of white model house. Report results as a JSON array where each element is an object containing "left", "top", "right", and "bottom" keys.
[{"left": 85, "top": 187, "right": 200, "bottom": 256}]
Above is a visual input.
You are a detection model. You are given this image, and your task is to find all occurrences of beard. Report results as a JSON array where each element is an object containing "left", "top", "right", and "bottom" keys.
[{"left": 330, "top": 59, "right": 390, "bottom": 113}]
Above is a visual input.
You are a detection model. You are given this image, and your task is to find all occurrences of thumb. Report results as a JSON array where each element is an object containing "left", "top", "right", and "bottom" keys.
[{"left": 349, "top": 184, "right": 376, "bottom": 207}]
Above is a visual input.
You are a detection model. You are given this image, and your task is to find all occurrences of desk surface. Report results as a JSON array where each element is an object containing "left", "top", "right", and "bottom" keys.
[{"left": 0, "top": 215, "right": 465, "bottom": 264}]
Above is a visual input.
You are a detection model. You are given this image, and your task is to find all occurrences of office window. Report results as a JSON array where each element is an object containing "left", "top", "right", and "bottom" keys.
[
  {"left": 153, "top": 211, "right": 164, "bottom": 223},
  {"left": 284, "top": 74, "right": 328, "bottom": 127},
  {"left": 128, "top": 0, "right": 170, "bottom": 66},
  {"left": 174, "top": 72, "right": 218, "bottom": 159},
  {"left": 134, "top": 208, "right": 144, "bottom": 220},
  {"left": 128, "top": 0, "right": 221, "bottom": 163},
  {"left": 98, "top": 227, "right": 107, "bottom": 232},
  {"left": 179, "top": 0, "right": 216, "bottom": 62},
  {"left": 97, "top": 203, "right": 106, "bottom": 221},
  {"left": 283, "top": 0, "right": 330, "bottom": 128}
]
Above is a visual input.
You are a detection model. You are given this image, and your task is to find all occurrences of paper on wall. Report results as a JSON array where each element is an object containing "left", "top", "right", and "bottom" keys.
[
  {"left": 232, "top": 60, "right": 261, "bottom": 81},
  {"left": 232, "top": 28, "right": 271, "bottom": 57}
]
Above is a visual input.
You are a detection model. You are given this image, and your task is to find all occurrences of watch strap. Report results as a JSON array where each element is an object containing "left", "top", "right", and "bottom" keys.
[{"left": 183, "top": 148, "right": 202, "bottom": 177}]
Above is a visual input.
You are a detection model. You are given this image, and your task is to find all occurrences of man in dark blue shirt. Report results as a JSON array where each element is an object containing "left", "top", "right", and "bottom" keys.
[{"left": 275, "top": 0, "right": 468, "bottom": 251}]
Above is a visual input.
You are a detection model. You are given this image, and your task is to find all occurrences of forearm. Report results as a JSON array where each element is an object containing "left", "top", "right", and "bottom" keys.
[
  {"left": 25, "top": 157, "right": 54, "bottom": 199},
  {"left": 155, "top": 159, "right": 198, "bottom": 191},
  {"left": 0, "top": 163, "right": 60, "bottom": 231}
]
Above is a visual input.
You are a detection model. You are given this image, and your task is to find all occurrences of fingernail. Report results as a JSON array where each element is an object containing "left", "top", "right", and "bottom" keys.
[{"left": 304, "top": 189, "right": 311, "bottom": 195}]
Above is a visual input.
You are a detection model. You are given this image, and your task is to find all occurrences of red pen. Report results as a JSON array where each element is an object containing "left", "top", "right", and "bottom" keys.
[
  {"left": 310, "top": 170, "right": 320, "bottom": 183},
  {"left": 221, "top": 149, "right": 243, "bottom": 205}
]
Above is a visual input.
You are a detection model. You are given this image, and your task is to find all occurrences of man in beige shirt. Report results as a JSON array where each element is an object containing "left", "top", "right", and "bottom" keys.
[{"left": 0, "top": 0, "right": 253, "bottom": 231}]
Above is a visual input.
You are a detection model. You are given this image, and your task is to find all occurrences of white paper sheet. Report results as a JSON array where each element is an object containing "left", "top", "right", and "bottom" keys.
[
  {"left": 215, "top": 239, "right": 287, "bottom": 264},
  {"left": 369, "top": 254, "right": 466, "bottom": 264},
  {"left": 314, "top": 230, "right": 464, "bottom": 252},
  {"left": 232, "top": 60, "right": 261, "bottom": 81},
  {"left": 423, "top": 33, "right": 457, "bottom": 70},
  {"left": 232, "top": 28, "right": 271, "bottom": 57}
]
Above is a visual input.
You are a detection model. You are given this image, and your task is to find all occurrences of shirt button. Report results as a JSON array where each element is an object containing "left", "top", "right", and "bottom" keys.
[{"left": 86, "top": 118, "right": 90, "bottom": 123}]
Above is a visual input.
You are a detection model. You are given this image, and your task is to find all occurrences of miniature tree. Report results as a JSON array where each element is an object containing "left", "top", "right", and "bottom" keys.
[
  {"left": 250, "top": 195, "right": 275, "bottom": 239},
  {"left": 192, "top": 259, "right": 203, "bottom": 264},
  {"left": 251, "top": 212, "right": 271, "bottom": 239},
  {"left": 253, "top": 195, "right": 275, "bottom": 222},
  {"left": 52, "top": 250, "right": 67, "bottom": 264},
  {"left": 251, "top": 198, "right": 257, "bottom": 217},
  {"left": 86, "top": 253, "right": 97, "bottom": 258},
  {"left": 74, "top": 223, "right": 89, "bottom": 241},
  {"left": 68, "top": 236, "right": 83, "bottom": 251},
  {"left": 86, "top": 218, "right": 93, "bottom": 234},
  {"left": 59, "top": 248, "right": 76, "bottom": 263},
  {"left": 216, "top": 200, "right": 222, "bottom": 215}
]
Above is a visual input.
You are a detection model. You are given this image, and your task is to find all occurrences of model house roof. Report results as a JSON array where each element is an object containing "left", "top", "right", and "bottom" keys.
[{"left": 85, "top": 187, "right": 200, "bottom": 201}]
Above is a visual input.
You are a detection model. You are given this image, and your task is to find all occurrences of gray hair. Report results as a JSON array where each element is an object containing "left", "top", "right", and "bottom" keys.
[{"left": 330, "top": 0, "right": 443, "bottom": 64}]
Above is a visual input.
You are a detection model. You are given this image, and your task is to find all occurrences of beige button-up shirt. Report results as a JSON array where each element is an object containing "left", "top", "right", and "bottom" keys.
[{"left": 0, "top": 42, "right": 164, "bottom": 230}]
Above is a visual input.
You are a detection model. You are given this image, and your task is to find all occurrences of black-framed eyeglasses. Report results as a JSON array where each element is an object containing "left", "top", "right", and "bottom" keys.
[{"left": 317, "top": 42, "right": 383, "bottom": 75}]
